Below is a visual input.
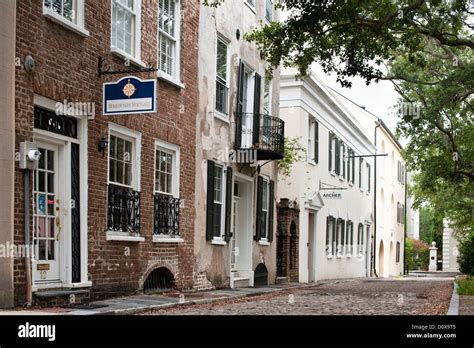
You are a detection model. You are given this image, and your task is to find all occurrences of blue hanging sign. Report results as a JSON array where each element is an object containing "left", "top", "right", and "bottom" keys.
[{"left": 103, "top": 76, "right": 156, "bottom": 116}]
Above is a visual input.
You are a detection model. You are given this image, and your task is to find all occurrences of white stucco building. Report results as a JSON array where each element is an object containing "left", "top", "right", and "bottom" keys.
[
  {"left": 336, "top": 95, "right": 406, "bottom": 277},
  {"left": 279, "top": 69, "right": 375, "bottom": 282}
]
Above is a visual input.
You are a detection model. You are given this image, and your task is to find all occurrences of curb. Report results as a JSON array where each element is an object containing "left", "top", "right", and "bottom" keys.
[
  {"left": 94, "top": 282, "right": 320, "bottom": 315},
  {"left": 447, "top": 278, "right": 459, "bottom": 315}
]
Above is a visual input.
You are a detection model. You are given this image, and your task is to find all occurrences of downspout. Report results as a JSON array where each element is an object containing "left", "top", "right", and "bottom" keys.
[
  {"left": 372, "top": 120, "right": 381, "bottom": 277},
  {"left": 23, "top": 170, "right": 33, "bottom": 306}
]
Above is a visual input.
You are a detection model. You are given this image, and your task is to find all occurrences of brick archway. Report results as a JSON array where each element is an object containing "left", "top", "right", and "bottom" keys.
[
  {"left": 139, "top": 261, "right": 178, "bottom": 291},
  {"left": 277, "top": 199, "right": 300, "bottom": 282}
]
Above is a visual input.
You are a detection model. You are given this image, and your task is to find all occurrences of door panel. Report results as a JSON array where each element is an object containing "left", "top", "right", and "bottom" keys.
[{"left": 33, "top": 142, "right": 61, "bottom": 283}]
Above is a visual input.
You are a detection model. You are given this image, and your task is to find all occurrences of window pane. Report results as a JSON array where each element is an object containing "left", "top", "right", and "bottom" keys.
[
  {"left": 116, "top": 161, "right": 124, "bottom": 184},
  {"left": 109, "top": 159, "right": 116, "bottom": 182},
  {"left": 214, "top": 167, "right": 222, "bottom": 202},
  {"left": 39, "top": 149, "right": 45, "bottom": 169},
  {"left": 124, "top": 162, "right": 133, "bottom": 186},
  {"left": 47, "top": 150, "right": 54, "bottom": 170},
  {"left": 47, "top": 173, "right": 54, "bottom": 194},
  {"left": 38, "top": 172, "right": 45, "bottom": 192},
  {"left": 216, "top": 39, "right": 227, "bottom": 81}
]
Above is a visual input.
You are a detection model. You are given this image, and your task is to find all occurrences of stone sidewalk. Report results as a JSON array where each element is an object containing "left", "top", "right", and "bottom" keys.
[{"left": 0, "top": 281, "right": 320, "bottom": 316}]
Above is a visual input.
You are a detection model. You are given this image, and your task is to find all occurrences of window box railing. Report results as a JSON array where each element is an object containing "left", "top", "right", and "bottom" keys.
[
  {"left": 153, "top": 193, "right": 181, "bottom": 237},
  {"left": 107, "top": 184, "right": 141, "bottom": 234},
  {"left": 235, "top": 112, "right": 285, "bottom": 161}
]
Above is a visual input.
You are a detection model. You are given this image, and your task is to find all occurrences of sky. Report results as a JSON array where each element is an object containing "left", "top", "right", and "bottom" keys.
[{"left": 311, "top": 64, "right": 401, "bottom": 132}]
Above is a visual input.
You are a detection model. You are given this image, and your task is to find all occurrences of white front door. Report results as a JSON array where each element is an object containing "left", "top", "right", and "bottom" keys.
[{"left": 32, "top": 141, "right": 64, "bottom": 284}]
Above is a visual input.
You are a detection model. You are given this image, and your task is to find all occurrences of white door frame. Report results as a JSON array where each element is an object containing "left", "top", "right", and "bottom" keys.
[
  {"left": 230, "top": 173, "right": 254, "bottom": 286},
  {"left": 307, "top": 209, "right": 318, "bottom": 283},
  {"left": 32, "top": 95, "right": 90, "bottom": 290},
  {"left": 32, "top": 140, "right": 62, "bottom": 284}
]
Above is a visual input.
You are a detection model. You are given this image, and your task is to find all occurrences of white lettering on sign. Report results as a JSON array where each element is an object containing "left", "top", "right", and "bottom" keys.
[{"left": 106, "top": 98, "right": 153, "bottom": 113}]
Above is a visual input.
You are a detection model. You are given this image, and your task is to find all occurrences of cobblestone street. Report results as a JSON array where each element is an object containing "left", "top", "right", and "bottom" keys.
[{"left": 146, "top": 278, "right": 453, "bottom": 315}]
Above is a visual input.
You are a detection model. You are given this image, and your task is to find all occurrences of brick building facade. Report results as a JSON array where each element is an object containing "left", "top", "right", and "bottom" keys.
[{"left": 11, "top": 0, "right": 199, "bottom": 306}]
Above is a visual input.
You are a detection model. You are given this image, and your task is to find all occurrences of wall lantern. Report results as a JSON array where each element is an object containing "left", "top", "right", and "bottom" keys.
[{"left": 98, "top": 136, "right": 109, "bottom": 157}]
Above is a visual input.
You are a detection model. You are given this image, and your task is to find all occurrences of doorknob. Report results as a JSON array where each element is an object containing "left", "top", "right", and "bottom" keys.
[{"left": 55, "top": 199, "right": 62, "bottom": 241}]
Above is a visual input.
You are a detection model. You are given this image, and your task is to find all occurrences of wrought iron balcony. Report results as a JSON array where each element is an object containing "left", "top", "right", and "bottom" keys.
[
  {"left": 107, "top": 184, "right": 141, "bottom": 234},
  {"left": 235, "top": 112, "right": 285, "bottom": 161},
  {"left": 153, "top": 193, "right": 181, "bottom": 237}
]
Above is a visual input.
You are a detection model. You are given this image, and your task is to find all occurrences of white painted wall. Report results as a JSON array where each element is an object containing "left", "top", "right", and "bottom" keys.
[
  {"left": 279, "top": 70, "right": 375, "bottom": 282},
  {"left": 335, "top": 92, "right": 406, "bottom": 277}
]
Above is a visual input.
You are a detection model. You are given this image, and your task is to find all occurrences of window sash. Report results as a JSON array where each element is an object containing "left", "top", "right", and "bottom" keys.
[
  {"left": 109, "top": 135, "right": 133, "bottom": 187},
  {"left": 155, "top": 149, "right": 174, "bottom": 195},
  {"left": 158, "top": 0, "right": 179, "bottom": 78},
  {"left": 265, "top": 0, "right": 273, "bottom": 22},
  {"left": 112, "top": 0, "right": 137, "bottom": 57},
  {"left": 44, "top": 0, "right": 76, "bottom": 22}
]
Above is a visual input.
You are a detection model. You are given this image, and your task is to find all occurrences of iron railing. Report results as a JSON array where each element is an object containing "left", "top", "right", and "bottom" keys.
[
  {"left": 107, "top": 184, "right": 141, "bottom": 234},
  {"left": 153, "top": 193, "right": 181, "bottom": 237},
  {"left": 235, "top": 112, "right": 285, "bottom": 160}
]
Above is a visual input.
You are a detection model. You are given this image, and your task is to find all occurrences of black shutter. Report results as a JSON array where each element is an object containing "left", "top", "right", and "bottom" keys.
[
  {"left": 253, "top": 73, "right": 262, "bottom": 145},
  {"left": 342, "top": 143, "right": 346, "bottom": 179},
  {"left": 268, "top": 180, "right": 274, "bottom": 242},
  {"left": 359, "top": 158, "right": 363, "bottom": 188},
  {"left": 328, "top": 132, "right": 333, "bottom": 171},
  {"left": 335, "top": 137, "right": 340, "bottom": 175},
  {"left": 314, "top": 121, "right": 319, "bottom": 163},
  {"left": 352, "top": 151, "right": 355, "bottom": 184},
  {"left": 206, "top": 160, "right": 215, "bottom": 241},
  {"left": 237, "top": 60, "right": 245, "bottom": 115},
  {"left": 367, "top": 164, "right": 371, "bottom": 192},
  {"left": 255, "top": 176, "right": 263, "bottom": 241},
  {"left": 326, "top": 216, "right": 331, "bottom": 253},
  {"left": 224, "top": 167, "right": 233, "bottom": 242}
]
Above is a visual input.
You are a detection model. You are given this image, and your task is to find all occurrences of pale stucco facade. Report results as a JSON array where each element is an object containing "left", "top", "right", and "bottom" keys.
[
  {"left": 194, "top": 0, "right": 281, "bottom": 288},
  {"left": 279, "top": 70, "right": 375, "bottom": 283}
]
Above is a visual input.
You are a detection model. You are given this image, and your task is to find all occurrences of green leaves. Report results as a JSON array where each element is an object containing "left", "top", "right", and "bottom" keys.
[{"left": 278, "top": 136, "right": 306, "bottom": 178}]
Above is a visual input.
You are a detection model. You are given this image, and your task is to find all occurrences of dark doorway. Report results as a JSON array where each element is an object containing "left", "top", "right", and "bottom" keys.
[{"left": 254, "top": 263, "right": 268, "bottom": 287}]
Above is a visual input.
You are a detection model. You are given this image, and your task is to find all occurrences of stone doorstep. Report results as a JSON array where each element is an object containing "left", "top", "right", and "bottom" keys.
[{"left": 34, "top": 289, "right": 90, "bottom": 299}]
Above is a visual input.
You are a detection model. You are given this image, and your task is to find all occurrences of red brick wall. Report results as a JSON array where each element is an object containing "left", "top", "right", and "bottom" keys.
[
  {"left": 14, "top": 0, "right": 199, "bottom": 304},
  {"left": 277, "top": 201, "right": 300, "bottom": 282}
]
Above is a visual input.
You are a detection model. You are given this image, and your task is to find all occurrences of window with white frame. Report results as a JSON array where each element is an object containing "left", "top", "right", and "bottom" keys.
[
  {"left": 366, "top": 163, "right": 371, "bottom": 192},
  {"left": 357, "top": 223, "right": 364, "bottom": 255},
  {"left": 215, "top": 35, "right": 229, "bottom": 116},
  {"left": 336, "top": 219, "right": 345, "bottom": 256},
  {"left": 261, "top": 178, "right": 270, "bottom": 240},
  {"left": 345, "top": 221, "right": 353, "bottom": 255},
  {"left": 44, "top": 0, "right": 75, "bottom": 22},
  {"left": 109, "top": 134, "right": 134, "bottom": 187},
  {"left": 154, "top": 141, "right": 179, "bottom": 197},
  {"left": 43, "top": 0, "right": 88, "bottom": 35},
  {"left": 213, "top": 165, "right": 225, "bottom": 238},
  {"left": 111, "top": 0, "right": 141, "bottom": 58},
  {"left": 107, "top": 125, "right": 141, "bottom": 235},
  {"left": 265, "top": 0, "right": 273, "bottom": 22},
  {"left": 158, "top": 0, "right": 180, "bottom": 80},
  {"left": 326, "top": 216, "right": 336, "bottom": 256}
]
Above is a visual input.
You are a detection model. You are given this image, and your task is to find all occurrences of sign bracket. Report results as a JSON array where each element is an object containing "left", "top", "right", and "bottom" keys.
[{"left": 98, "top": 56, "right": 159, "bottom": 78}]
